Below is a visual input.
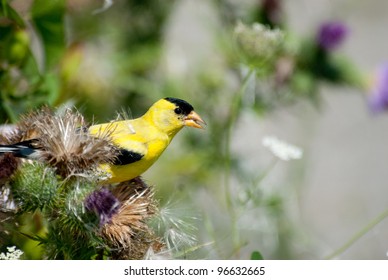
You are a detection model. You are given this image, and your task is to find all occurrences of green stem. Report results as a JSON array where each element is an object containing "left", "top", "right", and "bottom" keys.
[
  {"left": 243, "top": 158, "right": 279, "bottom": 206},
  {"left": 324, "top": 208, "right": 388, "bottom": 259},
  {"left": 227, "top": 68, "right": 255, "bottom": 134},
  {"left": 252, "top": 158, "right": 279, "bottom": 186},
  {"left": 223, "top": 67, "right": 255, "bottom": 257},
  {"left": 1, "top": 0, "right": 8, "bottom": 16}
]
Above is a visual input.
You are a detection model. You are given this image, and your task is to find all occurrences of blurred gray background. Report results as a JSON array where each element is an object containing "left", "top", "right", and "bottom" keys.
[
  {"left": 154, "top": 0, "right": 388, "bottom": 259},
  {"left": 286, "top": 0, "right": 388, "bottom": 259}
]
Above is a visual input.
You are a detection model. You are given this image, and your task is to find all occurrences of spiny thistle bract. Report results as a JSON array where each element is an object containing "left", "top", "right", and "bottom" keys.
[{"left": 0, "top": 107, "right": 173, "bottom": 259}]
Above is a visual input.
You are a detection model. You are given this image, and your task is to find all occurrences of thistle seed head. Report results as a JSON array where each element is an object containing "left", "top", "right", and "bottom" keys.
[{"left": 11, "top": 107, "right": 118, "bottom": 178}]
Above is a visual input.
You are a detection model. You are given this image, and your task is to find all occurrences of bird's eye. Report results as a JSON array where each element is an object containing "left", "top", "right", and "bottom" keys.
[{"left": 174, "top": 108, "right": 182, "bottom": 115}]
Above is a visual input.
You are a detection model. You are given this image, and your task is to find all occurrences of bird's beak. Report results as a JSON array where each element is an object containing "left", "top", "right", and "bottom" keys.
[{"left": 184, "top": 111, "right": 206, "bottom": 129}]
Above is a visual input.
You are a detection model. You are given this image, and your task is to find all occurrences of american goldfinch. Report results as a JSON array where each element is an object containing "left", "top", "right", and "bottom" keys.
[
  {"left": 89, "top": 97, "right": 205, "bottom": 183},
  {"left": 0, "top": 97, "right": 206, "bottom": 183}
]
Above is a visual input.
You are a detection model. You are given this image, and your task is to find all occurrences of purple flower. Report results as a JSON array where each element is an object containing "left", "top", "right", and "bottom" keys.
[
  {"left": 317, "top": 21, "right": 348, "bottom": 51},
  {"left": 368, "top": 63, "right": 388, "bottom": 113},
  {"left": 85, "top": 188, "right": 120, "bottom": 226}
]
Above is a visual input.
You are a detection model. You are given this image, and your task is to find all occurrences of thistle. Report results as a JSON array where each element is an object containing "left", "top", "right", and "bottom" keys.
[
  {"left": 85, "top": 187, "right": 120, "bottom": 227},
  {"left": 316, "top": 21, "right": 348, "bottom": 51},
  {"left": 98, "top": 178, "right": 164, "bottom": 260},
  {"left": 8, "top": 107, "right": 118, "bottom": 178},
  {"left": 0, "top": 108, "right": 167, "bottom": 259}
]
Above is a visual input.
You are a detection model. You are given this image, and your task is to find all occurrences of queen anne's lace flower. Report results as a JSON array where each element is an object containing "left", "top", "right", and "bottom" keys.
[
  {"left": 0, "top": 246, "right": 24, "bottom": 260},
  {"left": 262, "top": 136, "right": 303, "bottom": 161}
]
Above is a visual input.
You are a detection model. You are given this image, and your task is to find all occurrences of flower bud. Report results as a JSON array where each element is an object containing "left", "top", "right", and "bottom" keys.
[{"left": 234, "top": 22, "right": 284, "bottom": 69}]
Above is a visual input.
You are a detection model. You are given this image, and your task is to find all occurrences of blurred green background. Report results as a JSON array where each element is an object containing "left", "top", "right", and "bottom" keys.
[{"left": 1, "top": 0, "right": 388, "bottom": 259}]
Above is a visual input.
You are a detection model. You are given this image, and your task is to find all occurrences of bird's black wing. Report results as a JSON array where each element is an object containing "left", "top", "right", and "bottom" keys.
[{"left": 113, "top": 148, "right": 144, "bottom": 165}]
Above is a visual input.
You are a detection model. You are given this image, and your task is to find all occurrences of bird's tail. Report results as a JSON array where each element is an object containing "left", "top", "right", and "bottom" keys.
[{"left": 0, "top": 140, "right": 40, "bottom": 159}]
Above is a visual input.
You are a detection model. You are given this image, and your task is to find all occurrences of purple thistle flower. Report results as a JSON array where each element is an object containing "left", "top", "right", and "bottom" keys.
[
  {"left": 368, "top": 63, "right": 388, "bottom": 113},
  {"left": 317, "top": 21, "right": 348, "bottom": 51},
  {"left": 85, "top": 188, "right": 120, "bottom": 226}
]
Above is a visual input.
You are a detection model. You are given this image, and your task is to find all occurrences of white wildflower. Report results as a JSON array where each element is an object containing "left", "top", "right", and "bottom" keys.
[
  {"left": 0, "top": 246, "right": 24, "bottom": 260},
  {"left": 262, "top": 136, "right": 303, "bottom": 161}
]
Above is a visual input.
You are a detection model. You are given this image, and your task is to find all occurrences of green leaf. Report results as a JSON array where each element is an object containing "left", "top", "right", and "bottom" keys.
[
  {"left": 251, "top": 250, "right": 264, "bottom": 260},
  {"left": 19, "top": 232, "right": 46, "bottom": 244}
]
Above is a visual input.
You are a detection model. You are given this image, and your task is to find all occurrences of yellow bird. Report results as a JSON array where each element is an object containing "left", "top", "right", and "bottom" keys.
[
  {"left": 0, "top": 97, "right": 206, "bottom": 183},
  {"left": 88, "top": 97, "right": 206, "bottom": 183}
]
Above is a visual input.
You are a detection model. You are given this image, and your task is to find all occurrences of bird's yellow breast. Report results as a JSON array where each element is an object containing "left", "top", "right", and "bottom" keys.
[{"left": 89, "top": 117, "right": 174, "bottom": 183}]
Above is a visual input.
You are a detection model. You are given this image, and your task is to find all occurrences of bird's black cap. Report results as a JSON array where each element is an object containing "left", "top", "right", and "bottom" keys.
[{"left": 164, "top": 97, "right": 194, "bottom": 115}]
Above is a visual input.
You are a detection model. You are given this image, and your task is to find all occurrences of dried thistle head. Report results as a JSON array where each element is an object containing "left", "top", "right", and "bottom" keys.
[
  {"left": 97, "top": 177, "right": 164, "bottom": 259},
  {"left": 0, "top": 125, "right": 17, "bottom": 144},
  {"left": 11, "top": 107, "right": 118, "bottom": 178}
]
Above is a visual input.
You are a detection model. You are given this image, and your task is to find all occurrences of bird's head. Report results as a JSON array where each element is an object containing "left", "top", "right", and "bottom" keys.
[{"left": 145, "top": 97, "right": 206, "bottom": 136}]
